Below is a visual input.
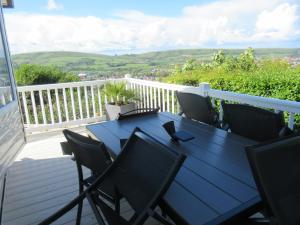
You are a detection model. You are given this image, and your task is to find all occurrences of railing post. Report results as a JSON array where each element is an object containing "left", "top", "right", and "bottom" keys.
[
  {"left": 124, "top": 74, "right": 132, "bottom": 92},
  {"left": 198, "top": 82, "right": 211, "bottom": 96}
]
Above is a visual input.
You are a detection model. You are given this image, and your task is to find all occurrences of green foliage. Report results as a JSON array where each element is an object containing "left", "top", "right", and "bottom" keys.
[
  {"left": 15, "top": 64, "right": 79, "bottom": 86},
  {"left": 12, "top": 49, "right": 300, "bottom": 79},
  {"left": 165, "top": 50, "right": 300, "bottom": 128},
  {"left": 238, "top": 47, "right": 256, "bottom": 71},
  {"left": 102, "top": 82, "right": 138, "bottom": 105},
  {"left": 212, "top": 50, "right": 226, "bottom": 65},
  {"left": 182, "top": 58, "right": 196, "bottom": 71}
]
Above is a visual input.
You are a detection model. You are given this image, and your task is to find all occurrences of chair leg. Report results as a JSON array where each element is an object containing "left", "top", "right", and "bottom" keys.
[
  {"left": 161, "top": 210, "right": 167, "bottom": 218},
  {"left": 87, "top": 193, "right": 105, "bottom": 225},
  {"left": 115, "top": 198, "right": 120, "bottom": 214},
  {"left": 76, "top": 179, "right": 84, "bottom": 225},
  {"left": 76, "top": 200, "right": 83, "bottom": 225}
]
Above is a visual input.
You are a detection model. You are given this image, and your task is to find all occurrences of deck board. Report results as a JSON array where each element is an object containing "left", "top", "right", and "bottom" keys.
[{"left": 1, "top": 132, "right": 162, "bottom": 225}]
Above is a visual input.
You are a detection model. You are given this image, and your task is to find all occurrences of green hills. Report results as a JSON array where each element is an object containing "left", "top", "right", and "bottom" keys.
[{"left": 12, "top": 48, "right": 300, "bottom": 78}]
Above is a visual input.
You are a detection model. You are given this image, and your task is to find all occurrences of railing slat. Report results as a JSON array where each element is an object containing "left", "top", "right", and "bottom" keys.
[
  {"left": 288, "top": 112, "right": 295, "bottom": 130},
  {"left": 91, "top": 85, "right": 96, "bottom": 118},
  {"left": 97, "top": 86, "right": 103, "bottom": 117},
  {"left": 84, "top": 86, "right": 90, "bottom": 118},
  {"left": 63, "top": 88, "right": 69, "bottom": 122},
  {"left": 70, "top": 87, "right": 76, "bottom": 120},
  {"left": 139, "top": 84, "right": 142, "bottom": 108},
  {"left": 162, "top": 89, "right": 165, "bottom": 111},
  {"left": 154, "top": 87, "right": 157, "bottom": 108},
  {"left": 146, "top": 86, "right": 150, "bottom": 108},
  {"left": 167, "top": 89, "right": 170, "bottom": 112},
  {"left": 39, "top": 90, "right": 47, "bottom": 124},
  {"left": 158, "top": 88, "right": 161, "bottom": 111},
  {"left": 143, "top": 85, "right": 146, "bottom": 108},
  {"left": 104, "top": 94, "right": 108, "bottom": 105},
  {"left": 211, "top": 97, "right": 216, "bottom": 107},
  {"left": 219, "top": 102, "right": 224, "bottom": 122},
  {"left": 47, "top": 89, "right": 54, "bottom": 124},
  {"left": 55, "top": 89, "right": 62, "bottom": 123},
  {"left": 77, "top": 87, "right": 83, "bottom": 120},
  {"left": 30, "top": 91, "right": 38, "bottom": 125},
  {"left": 21, "top": 91, "right": 30, "bottom": 125},
  {"left": 172, "top": 90, "right": 175, "bottom": 113},
  {"left": 150, "top": 86, "right": 153, "bottom": 108}
]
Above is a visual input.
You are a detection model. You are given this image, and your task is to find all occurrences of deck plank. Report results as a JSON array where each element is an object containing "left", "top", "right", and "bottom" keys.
[{"left": 1, "top": 133, "right": 162, "bottom": 225}]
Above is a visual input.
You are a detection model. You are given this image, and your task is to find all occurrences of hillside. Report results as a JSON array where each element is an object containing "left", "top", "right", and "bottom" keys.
[{"left": 12, "top": 48, "right": 300, "bottom": 78}]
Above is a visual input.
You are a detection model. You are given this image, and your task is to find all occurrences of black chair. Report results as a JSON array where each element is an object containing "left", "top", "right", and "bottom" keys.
[
  {"left": 221, "top": 101, "right": 292, "bottom": 142},
  {"left": 245, "top": 136, "right": 300, "bottom": 225},
  {"left": 175, "top": 91, "right": 219, "bottom": 127},
  {"left": 117, "top": 107, "right": 160, "bottom": 120},
  {"left": 39, "top": 128, "right": 187, "bottom": 225},
  {"left": 61, "top": 129, "right": 119, "bottom": 225}
]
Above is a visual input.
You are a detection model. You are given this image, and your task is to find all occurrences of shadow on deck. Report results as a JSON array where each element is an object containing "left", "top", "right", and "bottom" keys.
[{"left": 1, "top": 131, "right": 162, "bottom": 225}]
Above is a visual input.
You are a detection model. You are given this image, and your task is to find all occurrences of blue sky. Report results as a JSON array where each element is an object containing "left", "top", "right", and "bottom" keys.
[
  {"left": 3, "top": 0, "right": 300, "bottom": 54},
  {"left": 9, "top": 0, "right": 217, "bottom": 17}
]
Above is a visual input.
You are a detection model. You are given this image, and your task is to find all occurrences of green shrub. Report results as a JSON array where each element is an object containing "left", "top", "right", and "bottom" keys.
[
  {"left": 101, "top": 82, "right": 138, "bottom": 105},
  {"left": 15, "top": 64, "right": 80, "bottom": 86},
  {"left": 164, "top": 50, "right": 300, "bottom": 128}
]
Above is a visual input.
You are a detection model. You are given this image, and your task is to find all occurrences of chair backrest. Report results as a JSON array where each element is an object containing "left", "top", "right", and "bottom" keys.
[
  {"left": 221, "top": 102, "right": 286, "bottom": 142},
  {"left": 246, "top": 136, "right": 300, "bottom": 225},
  {"left": 117, "top": 107, "right": 159, "bottom": 120},
  {"left": 110, "top": 128, "right": 186, "bottom": 223},
  {"left": 63, "top": 129, "right": 112, "bottom": 174},
  {"left": 176, "top": 91, "right": 217, "bottom": 125}
]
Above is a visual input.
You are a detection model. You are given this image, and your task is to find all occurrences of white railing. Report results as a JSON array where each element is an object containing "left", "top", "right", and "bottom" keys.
[
  {"left": 17, "top": 75, "right": 300, "bottom": 133},
  {"left": 126, "top": 77, "right": 300, "bottom": 129},
  {"left": 17, "top": 79, "right": 125, "bottom": 133}
]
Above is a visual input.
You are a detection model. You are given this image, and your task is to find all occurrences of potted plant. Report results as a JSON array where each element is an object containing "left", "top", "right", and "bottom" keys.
[{"left": 102, "top": 82, "right": 138, "bottom": 120}]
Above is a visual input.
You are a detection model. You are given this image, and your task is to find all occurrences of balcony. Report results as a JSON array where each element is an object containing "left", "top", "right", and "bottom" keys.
[{"left": 1, "top": 77, "right": 300, "bottom": 225}]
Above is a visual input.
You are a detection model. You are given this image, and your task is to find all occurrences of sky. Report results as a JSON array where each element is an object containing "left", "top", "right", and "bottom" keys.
[{"left": 3, "top": 0, "right": 300, "bottom": 55}]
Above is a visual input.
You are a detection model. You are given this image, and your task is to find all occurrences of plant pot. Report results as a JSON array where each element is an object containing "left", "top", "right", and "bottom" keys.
[{"left": 105, "top": 102, "right": 136, "bottom": 120}]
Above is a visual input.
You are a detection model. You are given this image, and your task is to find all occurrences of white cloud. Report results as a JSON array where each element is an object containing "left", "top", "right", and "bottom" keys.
[
  {"left": 4, "top": 0, "right": 300, "bottom": 54},
  {"left": 46, "top": 0, "right": 63, "bottom": 11},
  {"left": 254, "top": 3, "right": 299, "bottom": 40}
]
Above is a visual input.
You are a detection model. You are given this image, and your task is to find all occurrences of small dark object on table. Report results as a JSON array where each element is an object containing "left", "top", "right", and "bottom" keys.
[{"left": 163, "top": 121, "right": 194, "bottom": 142}]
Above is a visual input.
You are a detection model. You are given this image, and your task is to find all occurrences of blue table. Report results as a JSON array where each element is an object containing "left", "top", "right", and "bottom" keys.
[{"left": 87, "top": 112, "right": 261, "bottom": 225}]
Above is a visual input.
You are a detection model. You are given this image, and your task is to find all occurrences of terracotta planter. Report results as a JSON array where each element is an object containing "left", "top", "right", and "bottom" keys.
[{"left": 105, "top": 102, "right": 136, "bottom": 120}]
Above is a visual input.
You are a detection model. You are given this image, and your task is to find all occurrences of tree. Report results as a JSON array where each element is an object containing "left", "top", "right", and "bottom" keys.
[
  {"left": 182, "top": 58, "right": 196, "bottom": 71},
  {"left": 238, "top": 47, "right": 256, "bottom": 71},
  {"left": 15, "top": 64, "right": 80, "bottom": 86},
  {"left": 212, "top": 50, "right": 226, "bottom": 65}
]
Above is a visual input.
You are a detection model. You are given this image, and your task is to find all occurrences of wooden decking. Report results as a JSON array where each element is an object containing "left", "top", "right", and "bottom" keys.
[{"left": 1, "top": 131, "right": 162, "bottom": 225}]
